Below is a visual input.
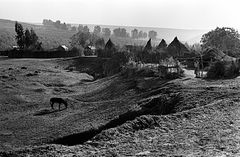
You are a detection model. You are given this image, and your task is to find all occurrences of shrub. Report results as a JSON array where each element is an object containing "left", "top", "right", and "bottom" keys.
[
  {"left": 224, "top": 61, "right": 239, "bottom": 78},
  {"left": 206, "top": 61, "right": 225, "bottom": 78},
  {"left": 206, "top": 61, "right": 239, "bottom": 79},
  {"left": 103, "top": 51, "right": 129, "bottom": 76}
]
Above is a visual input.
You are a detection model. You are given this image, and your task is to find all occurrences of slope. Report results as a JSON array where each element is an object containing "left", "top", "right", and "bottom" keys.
[
  {"left": 0, "top": 19, "right": 75, "bottom": 50},
  {"left": 1, "top": 57, "right": 240, "bottom": 156}
]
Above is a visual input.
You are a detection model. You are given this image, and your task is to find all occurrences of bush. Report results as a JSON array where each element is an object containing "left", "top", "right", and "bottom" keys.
[
  {"left": 224, "top": 61, "right": 239, "bottom": 78},
  {"left": 206, "top": 61, "right": 225, "bottom": 79},
  {"left": 103, "top": 51, "right": 129, "bottom": 76},
  {"left": 71, "top": 46, "right": 84, "bottom": 56},
  {"left": 206, "top": 61, "right": 239, "bottom": 79}
]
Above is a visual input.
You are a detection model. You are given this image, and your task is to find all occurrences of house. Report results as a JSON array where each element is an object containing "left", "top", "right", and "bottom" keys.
[
  {"left": 12, "top": 46, "right": 20, "bottom": 50},
  {"left": 57, "top": 45, "right": 68, "bottom": 52},
  {"left": 167, "top": 37, "right": 189, "bottom": 57},
  {"left": 84, "top": 45, "right": 96, "bottom": 56}
]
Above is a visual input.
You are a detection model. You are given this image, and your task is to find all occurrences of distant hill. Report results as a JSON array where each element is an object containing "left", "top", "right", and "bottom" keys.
[
  {"left": 0, "top": 19, "right": 75, "bottom": 50},
  {"left": 0, "top": 19, "right": 209, "bottom": 51}
]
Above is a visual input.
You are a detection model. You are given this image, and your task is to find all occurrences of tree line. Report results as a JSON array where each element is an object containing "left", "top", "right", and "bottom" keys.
[
  {"left": 92, "top": 26, "right": 157, "bottom": 39},
  {"left": 81, "top": 25, "right": 157, "bottom": 39},
  {"left": 15, "top": 22, "right": 42, "bottom": 50},
  {"left": 43, "top": 19, "right": 157, "bottom": 39},
  {"left": 43, "top": 19, "right": 68, "bottom": 30}
]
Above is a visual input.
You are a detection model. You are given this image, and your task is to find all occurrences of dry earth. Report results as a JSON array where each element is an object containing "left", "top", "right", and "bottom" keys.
[{"left": 0, "top": 57, "right": 240, "bottom": 156}]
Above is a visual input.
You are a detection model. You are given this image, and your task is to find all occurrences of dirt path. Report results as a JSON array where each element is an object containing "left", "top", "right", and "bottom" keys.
[{"left": 183, "top": 68, "right": 195, "bottom": 77}]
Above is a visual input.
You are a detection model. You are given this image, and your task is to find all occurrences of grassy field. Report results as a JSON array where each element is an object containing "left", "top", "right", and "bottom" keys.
[{"left": 1, "top": 57, "right": 240, "bottom": 156}]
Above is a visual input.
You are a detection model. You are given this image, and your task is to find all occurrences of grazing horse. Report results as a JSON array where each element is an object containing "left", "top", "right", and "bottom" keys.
[{"left": 50, "top": 97, "right": 68, "bottom": 110}]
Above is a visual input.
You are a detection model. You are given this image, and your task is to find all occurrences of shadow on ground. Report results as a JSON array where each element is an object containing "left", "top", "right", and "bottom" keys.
[{"left": 33, "top": 108, "right": 67, "bottom": 116}]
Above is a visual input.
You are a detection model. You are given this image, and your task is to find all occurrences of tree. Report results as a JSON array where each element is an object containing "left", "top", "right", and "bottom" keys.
[
  {"left": 95, "top": 38, "right": 105, "bottom": 49},
  {"left": 143, "top": 32, "right": 148, "bottom": 38},
  {"left": 93, "top": 25, "right": 101, "bottom": 35},
  {"left": 61, "top": 23, "right": 67, "bottom": 30},
  {"left": 78, "top": 24, "right": 84, "bottom": 32},
  {"left": 148, "top": 30, "right": 157, "bottom": 39},
  {"left": 24, "top": 28, "right": 31, "bottom": 48},
  {"left": 102, "top": 28, "right": 111, "bottom": 37},
  {"left": 83, "top": 26, "right": 90, "bottom": 33},
  {"left": 43, "top": 19, "right": 68, "bottom": 30},
  {"left": 70, "top": 31, "right": 100, "bottom": 49},
  {"left": 113, "top": 28, "right": 128, "bottom": 38},
  {"left": 131, "top": 29, "right": 138, "bottom": 39},
  {"left": 54, "top": 20, "right": 61, "bottom": 29},
  {"left": 70, "top": 31, "right": 91, "bottom": 48},
  {"left": 201, "top": 27, "right": 240, "bottom": 56},
  {"left": 71, "top": 26, "right": 77, "bottom": 32},
  {"left": 138, "top": 30, "right": 143, "bottom": 38},
  {"left": 30, "top": 28, "right": 39, "bottom": 47},
  {"left": 15, "top": 22, "right": 25, "bottom": 49},
  {"left": 15, "top": 22, "right": 40, "bottom": 50}
]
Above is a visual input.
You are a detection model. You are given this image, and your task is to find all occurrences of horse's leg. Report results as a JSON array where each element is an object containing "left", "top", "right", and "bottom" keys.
[{"left": 50, "top": 102, "right": 54, "bottom": 109}]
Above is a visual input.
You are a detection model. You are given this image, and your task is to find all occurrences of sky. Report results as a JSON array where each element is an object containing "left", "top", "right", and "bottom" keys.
[{"left": 0, "top": 0, "right": 240, "bottom": 30}]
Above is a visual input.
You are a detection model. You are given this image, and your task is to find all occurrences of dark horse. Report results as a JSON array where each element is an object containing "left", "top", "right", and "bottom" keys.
[{"left": 50, "top": 97, "right": 68, "bottom": 110}]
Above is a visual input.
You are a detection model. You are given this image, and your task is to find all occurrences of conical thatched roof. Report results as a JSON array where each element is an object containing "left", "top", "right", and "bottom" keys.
[
  {"left": 202, "top": 47, "right": 236, "bottom": 62},
  {"left": 105, "top": 39, "right": 115, "bottom": 50},
  {"left": 156, "top": 39, "right": 167, "bottom": 49},
  {"left": 144, "top": 38, "right": 152, "bottom": 51},
  {"left": 167, "top": 37, "right": 189, "bottom": 57}
]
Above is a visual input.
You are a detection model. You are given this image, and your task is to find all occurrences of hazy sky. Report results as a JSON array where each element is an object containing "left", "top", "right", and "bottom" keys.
[{"left": 0, "top": 0, "right": 239, "bottom": 30}]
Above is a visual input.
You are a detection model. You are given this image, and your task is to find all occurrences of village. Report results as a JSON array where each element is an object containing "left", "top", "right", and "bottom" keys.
[{"left": 1, "top": 0, "right": 240, "bottom": 156}]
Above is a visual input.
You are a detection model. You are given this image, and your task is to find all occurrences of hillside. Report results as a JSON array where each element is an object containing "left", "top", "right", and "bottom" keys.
[
  {"left": 0, "top": 19, "right": 75, "bottom": 50},
  {"left": 0, "top": 19, "right": 208, "bottom": 51},
  {"left": 1, "top": 57, "right": 240, "bottom": 156}
]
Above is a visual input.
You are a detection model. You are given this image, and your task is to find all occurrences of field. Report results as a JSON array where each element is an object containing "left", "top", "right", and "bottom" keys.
[{"left": 0, "top": 57, "right": 240, "bottom": 156}]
